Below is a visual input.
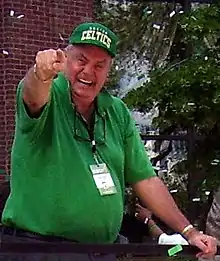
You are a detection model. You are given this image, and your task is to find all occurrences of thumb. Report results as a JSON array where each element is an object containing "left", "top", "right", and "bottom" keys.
[
  {"left": 53, "top": 49, "right": 66, "bottom": 72},
  {"left": 56, "top": 49, "right": 66, "bottom": 63}
]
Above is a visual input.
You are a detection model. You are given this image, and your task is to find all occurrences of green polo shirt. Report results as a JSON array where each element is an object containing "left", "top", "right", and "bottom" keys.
[{"left": 2, "top": 73, "right": 156, "bottom": 243}]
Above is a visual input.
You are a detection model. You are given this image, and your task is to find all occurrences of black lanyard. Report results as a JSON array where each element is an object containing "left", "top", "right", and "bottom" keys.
[
  {"left": 87, "top": 111, "right": 96, "bottom": 154},
  {"left": 73, "top": 102, "right": 105, "bottom": 157}
]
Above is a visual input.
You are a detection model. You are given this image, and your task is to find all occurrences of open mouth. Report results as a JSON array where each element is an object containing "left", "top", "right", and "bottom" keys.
[{"left": 78, "top": 78, "right": 93, "bottom": 86}]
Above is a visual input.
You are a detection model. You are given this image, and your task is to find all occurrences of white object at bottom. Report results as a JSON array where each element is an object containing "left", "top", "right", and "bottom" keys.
[{"left": 158, "top": 233, "right": 189, "bottom": 245}]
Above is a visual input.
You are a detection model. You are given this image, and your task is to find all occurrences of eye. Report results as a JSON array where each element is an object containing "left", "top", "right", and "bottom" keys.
[
  {"left": 78, "top": 58, "right": 86, "bottom": 65},
  {"left": 95, "top": 64, "right": 105, "bottom": 70}
]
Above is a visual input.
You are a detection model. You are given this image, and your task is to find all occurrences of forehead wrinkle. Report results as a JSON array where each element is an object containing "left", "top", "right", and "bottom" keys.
[
  {"left": 77, "top": 51, "right": 109, "bottom": 65},
  {"left": 66, "top": 44, "right": 112, "bottom": 67}
]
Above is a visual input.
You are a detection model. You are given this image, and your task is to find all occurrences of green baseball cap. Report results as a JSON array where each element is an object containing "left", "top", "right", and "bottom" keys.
[{"left": 69, "top": 22, "right": 118, "bottom": 57}]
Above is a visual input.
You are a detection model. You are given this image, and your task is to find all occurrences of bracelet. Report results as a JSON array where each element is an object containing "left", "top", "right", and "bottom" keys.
[
  {"left": 181, "top": 224, "right": 194, "bottom": 235},
  {"left": 148, "top": 224, "right": 158, "bottom": 232},
  {"left": 33, "top": 64, "right": 53, "bottom": 84}
]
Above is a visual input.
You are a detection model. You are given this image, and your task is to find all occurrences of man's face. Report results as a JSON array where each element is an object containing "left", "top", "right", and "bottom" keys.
[{"left": 65, "top": 44, "right": 112, "bottom": 102}]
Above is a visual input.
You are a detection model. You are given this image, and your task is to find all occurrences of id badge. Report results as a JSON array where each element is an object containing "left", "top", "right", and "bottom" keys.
[{"left": 90, "top": 163, "right": 117, "bottom": 196}]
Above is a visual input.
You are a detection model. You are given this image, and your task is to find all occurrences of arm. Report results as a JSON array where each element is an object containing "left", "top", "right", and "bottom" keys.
[
  {"left": 135, "top": 203, "right": 164, "bottom": 240},
  {"left": 133, "top": 177, "right": 191, "bottom": 235},
  {"left": 134, "top": 203, "right": 189, "bottom": 244},
  {"left": 133, "top": 177, "right": 217, "bottom": 258},
  {"left": 23, "top": 49, "right": 66, "bottom": 116},
  {"left": 123, "top": 104, "right": 216, "bottom": 258},
  {"left": 23, "top": 66, "right": 52, "bottom": 116}
]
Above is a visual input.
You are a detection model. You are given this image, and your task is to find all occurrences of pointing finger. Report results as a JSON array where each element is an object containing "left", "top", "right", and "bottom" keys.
[{"left": 135, "top": 204, "right": 143, "bottom": 209}]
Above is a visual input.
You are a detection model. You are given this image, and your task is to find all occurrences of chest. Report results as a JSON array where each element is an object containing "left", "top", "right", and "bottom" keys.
[{"left": 47, "top": 106, "right": 125, "bottom": 179}]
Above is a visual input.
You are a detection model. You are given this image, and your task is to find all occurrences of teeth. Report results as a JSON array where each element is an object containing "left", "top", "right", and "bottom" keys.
[{"left": 78, "top": 79, "right": 92, "bottom": 84}]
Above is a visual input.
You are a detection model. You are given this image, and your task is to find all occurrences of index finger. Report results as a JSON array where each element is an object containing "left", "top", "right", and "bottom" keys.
[
  {"left": 135, "top": 204, "right": 145, "bottom": 212},
  {"left": 135, "top": 204, "right": 142, "bottom": 209},
  {"left": 191, "top": 239, "right": 209, "bottom": 254}
]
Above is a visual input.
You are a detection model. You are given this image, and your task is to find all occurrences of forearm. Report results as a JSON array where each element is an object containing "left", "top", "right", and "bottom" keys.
[
  {"left": 133, "top": 177, "right": 191, "bottom": 236},
  {"left": 23, "top": 66, "right": 52, "bottom": 114}
]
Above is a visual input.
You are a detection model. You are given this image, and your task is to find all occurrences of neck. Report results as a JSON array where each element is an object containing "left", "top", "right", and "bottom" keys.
[{"left": 72, "top": 96, "right": 95, "bottom": 123}]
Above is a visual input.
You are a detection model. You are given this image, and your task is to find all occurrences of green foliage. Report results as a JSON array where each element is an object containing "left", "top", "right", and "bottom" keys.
[
  {"left": 97, "top": 0, "right": 168, "bottom": 54},
  {"left": 124, "top": 4, "right": 220, "bottom": 209},
  {"left": 97, "top": 1, "right": 181, "bottom": 91},
  {"left": 181, "top": 4, "right": 220, "bottom": 48},
  {"left": 124, "top": 3, "right": 220, "bottom": 128},
  {"left": 125, "top": 48, "right": 220, "bottom": 132}
]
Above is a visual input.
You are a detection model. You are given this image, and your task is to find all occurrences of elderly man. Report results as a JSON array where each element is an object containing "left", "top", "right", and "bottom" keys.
[{"left": 1, "top": 22, "right": 217, "bottom": 261}]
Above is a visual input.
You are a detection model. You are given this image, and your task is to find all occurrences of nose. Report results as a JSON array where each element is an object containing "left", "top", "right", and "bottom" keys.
[{"left": 82, "top": 64, "right": 94, "bottom": 76}]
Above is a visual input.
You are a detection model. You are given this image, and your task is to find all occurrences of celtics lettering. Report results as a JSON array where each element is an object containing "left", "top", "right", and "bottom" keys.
[{"left": 81, "top": 29, "right": 112, "bottom": 49}]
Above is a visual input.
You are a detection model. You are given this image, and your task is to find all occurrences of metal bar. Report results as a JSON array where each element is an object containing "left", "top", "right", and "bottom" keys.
[
  {"left": 140, "top": 134, "right": 205, "bottom": 141},
  {"left": 140, "top": 134, "right": 189, "bottom": 140},
  {"left": 0, "top": 243, "right": 207, "bottom": 256}
]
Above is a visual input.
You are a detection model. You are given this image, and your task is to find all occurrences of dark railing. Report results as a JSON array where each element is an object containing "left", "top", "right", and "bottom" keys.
[
  {"left": 0, "top": 242, "right": 216, "bottom": 256},
  {"left": 140, "top": 130, "right": 211, "bottom": 228}
]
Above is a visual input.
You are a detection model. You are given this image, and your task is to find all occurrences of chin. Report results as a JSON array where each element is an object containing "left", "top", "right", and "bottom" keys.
[{"left": 73, "top": 90, "right": 93, "bottom": 100}]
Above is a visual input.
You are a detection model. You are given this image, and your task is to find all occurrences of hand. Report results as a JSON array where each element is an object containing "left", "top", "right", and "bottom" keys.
[
  {"left": 135, "top": 204, "right": 152, "bottom": 222},
  {"left": 35, "top": 49, "right": 66, "bottom": 82},
  {"left": 186, "top": 230, "right": 217, "bottom": 259}
]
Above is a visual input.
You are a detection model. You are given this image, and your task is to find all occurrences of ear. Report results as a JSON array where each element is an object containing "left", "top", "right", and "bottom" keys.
[
  {"left": 106, "top": 72, "right": 110, "bottom": 83},
  {"left": 106, "top": 71, "right": 110, "bottom": 81}
]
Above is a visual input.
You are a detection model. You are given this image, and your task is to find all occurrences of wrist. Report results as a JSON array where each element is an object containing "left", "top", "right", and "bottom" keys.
[
  {"left": 181, "top": 224, "right": 198, "bottom": 240},
  {"left": 148, "top": 222, "right": 158, "bottom": 232}
]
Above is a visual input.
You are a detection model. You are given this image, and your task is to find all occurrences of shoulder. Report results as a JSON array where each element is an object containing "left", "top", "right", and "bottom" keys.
[
  {"left": 111, "top": 96, "right": 135, "bottom": 126},
  {"left": 100, "top": 92, "right": 133, "bottom": 126},
  {"left": 112, "top": 96, "right": 129, "bottom": 111},
  {"left": 101, "top": 92, "right": 131, "bottom": 119}
]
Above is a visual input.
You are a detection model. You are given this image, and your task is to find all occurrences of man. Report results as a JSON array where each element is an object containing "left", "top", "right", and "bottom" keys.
[{"left": 1, "top": 22, "right": 217, "bottom": 261}]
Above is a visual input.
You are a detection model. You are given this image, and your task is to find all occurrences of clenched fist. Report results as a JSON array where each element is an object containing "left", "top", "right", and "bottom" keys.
[{"left": 34, "top": 49, "right": 66, "bottom": 83}]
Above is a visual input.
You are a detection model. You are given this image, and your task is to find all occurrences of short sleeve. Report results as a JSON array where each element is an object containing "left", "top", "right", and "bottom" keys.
[
  {"left": 124, "top": 107, "right": 156, "bottom": 184},
  {"left": 15, "top": 79, "right": 53, "bottom": 138}
]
